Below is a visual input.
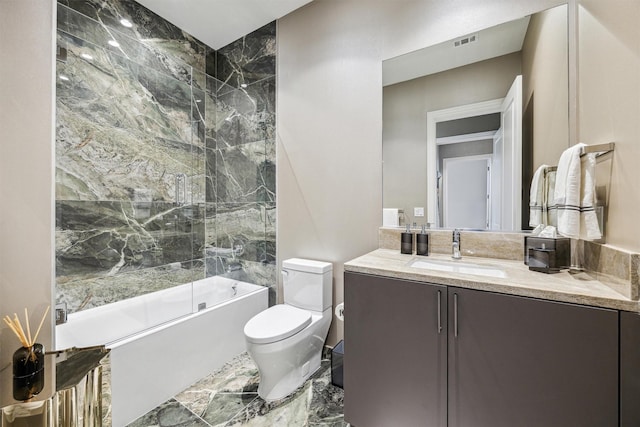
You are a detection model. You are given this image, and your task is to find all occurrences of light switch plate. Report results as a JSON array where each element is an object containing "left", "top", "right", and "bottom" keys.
[{"left": 414, "top": 207, "right": 424, "bottom": 217}]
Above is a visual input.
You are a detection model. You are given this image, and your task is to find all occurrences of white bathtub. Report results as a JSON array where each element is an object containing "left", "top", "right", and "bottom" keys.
[{"left": 56, "top": 276, "right": 268, "bottom": 426}]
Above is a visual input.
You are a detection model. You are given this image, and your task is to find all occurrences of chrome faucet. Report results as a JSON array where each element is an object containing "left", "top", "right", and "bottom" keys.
[{"left": 452, "top": 229, "right": 462, "bottom": 259}]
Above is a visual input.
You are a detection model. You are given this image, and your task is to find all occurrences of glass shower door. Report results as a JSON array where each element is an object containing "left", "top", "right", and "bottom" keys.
[{"left": 54, "top": 3, "right": 207, "bottom": 344}]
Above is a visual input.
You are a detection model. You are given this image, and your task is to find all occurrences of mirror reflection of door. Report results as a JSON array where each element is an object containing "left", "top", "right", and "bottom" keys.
[
  {"left": 499, "top": 75, "right": 523, "bottom": 230},
  {"left": 430, "top": 75, "right": 522, "bottom": 230},
  {"left": 491, "top": 130, "right": 503, "bottom": 229},
  {"left": 442, "top": 155, "right": 491, "bottom": 229},
  {"left": 435, "top": 113, "right": 499, "bottom": 228}
]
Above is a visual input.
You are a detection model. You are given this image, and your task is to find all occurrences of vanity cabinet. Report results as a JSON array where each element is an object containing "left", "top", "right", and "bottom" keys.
[
  {"left": 620, "top": 311, "right": 640, "bottom": 427},
  {"left": 448, "top": 286, "right": 618, "bottom": 427},
  {"left": 344, "top": 272, "right": 447, "bottom": 427},
  {"left": 344, "top": 272, "right": 619, "bottom": 427}
]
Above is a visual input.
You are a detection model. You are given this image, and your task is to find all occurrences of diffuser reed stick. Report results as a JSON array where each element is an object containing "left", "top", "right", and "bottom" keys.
[
  {"left": 31, "top": 306, "right": 50, "bottom": 346},
  {"left": 2, "top": 306, "right": 50, "bottom": 348},
  {"left": 2, "top": 317, "right": 26, "bottom": 347},
  {"left": 24, "top": 308, "right": 32, "bottom": 347},
  {"left": 13, "top": 314, "right": 29, "bottom": 347}
]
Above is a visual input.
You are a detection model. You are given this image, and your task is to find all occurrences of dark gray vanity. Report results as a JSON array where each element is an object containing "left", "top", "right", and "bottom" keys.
[{"left": 344, "top": 250, "right": 640, "bottom": 427}]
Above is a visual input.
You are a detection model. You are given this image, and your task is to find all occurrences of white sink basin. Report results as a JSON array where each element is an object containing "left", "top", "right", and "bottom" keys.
[{"left": 408, "top": 258, "right": 507, "bottom": 278}]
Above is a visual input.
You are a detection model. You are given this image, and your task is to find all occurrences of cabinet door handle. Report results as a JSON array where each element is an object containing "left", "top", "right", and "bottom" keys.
[
  {"left": 437, "top": 290, "right": 442, "bottom": 334},
  {"left": 454, "top": 293, "right": 459, "bottom": 338}
]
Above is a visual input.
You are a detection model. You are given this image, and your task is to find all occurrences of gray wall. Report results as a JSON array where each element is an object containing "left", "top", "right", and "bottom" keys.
[
  {"left": 439, "top": 140, "right": 494, "bottom": 171},
  {"left": 522, "top": 4, "right": 569, "bottom": 169},
  {"left": 0, "top": 0, "right": 56, "bottom": 407},
  {"left": 437, "top": 113, "right": 501, "bottom": 138},
  {"left": 578, "top": 0, "right": 640, "bottom": 250},
  {"left": 278, "top": 0, "right": 565, "bottom": 346}
]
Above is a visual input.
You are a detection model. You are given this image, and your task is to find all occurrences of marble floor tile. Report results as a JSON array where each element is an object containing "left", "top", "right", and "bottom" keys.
[
  {"left": 175, "top": 354, "right": 260, "bottom": 417},
  {"left": 129, "top": 352, "right": 345, "bottom": 427},
  {"left": 127, "top": 399, "right": 210, "bottom": 427}
]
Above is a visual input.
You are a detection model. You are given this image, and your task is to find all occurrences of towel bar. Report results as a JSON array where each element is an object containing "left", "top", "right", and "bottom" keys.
[{"left": 580, "top": 142, "right": 614, "bottom": 158}]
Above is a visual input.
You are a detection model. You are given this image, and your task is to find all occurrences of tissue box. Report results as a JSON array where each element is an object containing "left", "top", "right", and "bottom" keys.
[
  {"left": 524, "top": 237, "right": 570, "bottom": 270},
  {"left": 528, "top": 248, "right": 562, "bottom": 273}
]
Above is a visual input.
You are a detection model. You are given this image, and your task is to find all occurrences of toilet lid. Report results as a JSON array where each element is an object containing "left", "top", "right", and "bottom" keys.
[{"left": 244, "top": 305, "right": 312, "bottom": 344}]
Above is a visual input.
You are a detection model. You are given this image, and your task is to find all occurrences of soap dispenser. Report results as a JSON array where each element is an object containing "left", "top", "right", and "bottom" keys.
[
  {"left": 416, "top": 224, "right": 429, "bottom": 256},
  {"left": 401, "top": 224, "right": 414, "bottom": 254}
]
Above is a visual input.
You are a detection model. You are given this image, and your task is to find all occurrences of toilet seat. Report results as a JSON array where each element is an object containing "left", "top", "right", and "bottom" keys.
[{"left": 244, "top": 305, "right": 312, "bottom": 344}]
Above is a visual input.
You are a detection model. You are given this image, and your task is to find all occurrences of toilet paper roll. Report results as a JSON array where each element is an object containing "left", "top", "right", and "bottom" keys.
[{"left": 335, "top": 303, "right": 344, "bottom": 321}]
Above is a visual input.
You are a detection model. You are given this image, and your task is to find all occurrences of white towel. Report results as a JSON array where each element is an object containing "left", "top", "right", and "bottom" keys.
[
  {"left": 554, "top": 143, "right": 601, "bottom": 240},
  {"left": 544, "top": 169, "right": 557, "bottom": 227},
  {"left": 554, "top": 143, "right": 585, "bottom": 238},
  {"left": 580, "top": 153, "right": 602, "bottom": 240},
  {"left": 529, "top": 164, "right": 548, "bottom": 227}
]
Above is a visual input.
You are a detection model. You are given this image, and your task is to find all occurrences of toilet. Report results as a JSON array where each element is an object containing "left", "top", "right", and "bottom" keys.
[{"left": 244, "top": 258, "right": 333, "bottom": 401}]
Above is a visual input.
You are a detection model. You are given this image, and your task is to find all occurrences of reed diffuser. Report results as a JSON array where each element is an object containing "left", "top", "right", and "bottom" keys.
[{"left": 3, "top": 306, "right": 50, "bottom": 401}]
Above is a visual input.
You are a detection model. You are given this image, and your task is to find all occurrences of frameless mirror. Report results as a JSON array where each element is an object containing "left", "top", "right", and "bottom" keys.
[{"left": 382, "top": 4, "right": 569, "bottom": 231}]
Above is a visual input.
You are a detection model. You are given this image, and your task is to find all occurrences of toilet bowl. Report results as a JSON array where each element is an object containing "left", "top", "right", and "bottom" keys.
[{"left": 244, "top": 258, "right": 332, "bottom": 401}]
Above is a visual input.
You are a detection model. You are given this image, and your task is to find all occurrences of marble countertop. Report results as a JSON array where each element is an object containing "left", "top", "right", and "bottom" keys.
[{"left": 344, "top": 249, "right": 640, "bottom": 312}]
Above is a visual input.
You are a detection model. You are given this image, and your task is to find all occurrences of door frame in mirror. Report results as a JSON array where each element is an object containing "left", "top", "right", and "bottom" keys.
[
  {"left": 427, "top": 75, "right": 522, "bottom": 231},
  {"left": 427, "top": 99, "right": 503, "bottom": 226}
]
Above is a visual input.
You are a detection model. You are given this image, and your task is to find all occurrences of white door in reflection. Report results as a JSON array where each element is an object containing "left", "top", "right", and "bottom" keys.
[
  {"left": 427, "top": 75, "right": 522, "bottom": 230},
  {"left": 499, "top": 75, "right": 522, "bottom": 230},
  {"left": 442, "top": 154, "right": 491, "bottom": 229},
  {"left": 491, "top": 130, "right": 503, "bottom": 229}
]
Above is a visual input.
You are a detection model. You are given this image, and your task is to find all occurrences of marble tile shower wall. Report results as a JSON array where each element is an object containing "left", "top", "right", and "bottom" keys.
[{"left": 55, "top": 0, "right": 276, "bottom": 313}]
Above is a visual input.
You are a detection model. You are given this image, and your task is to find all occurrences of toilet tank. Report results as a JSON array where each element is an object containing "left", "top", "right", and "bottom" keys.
[{"left": 282, "top": 258, "right": 333, "bottom": 312}]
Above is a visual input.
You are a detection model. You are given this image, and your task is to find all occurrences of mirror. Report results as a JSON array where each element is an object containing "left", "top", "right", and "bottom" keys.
[{"left": 382, "top": 4, "right": 569, "bottom": 231}]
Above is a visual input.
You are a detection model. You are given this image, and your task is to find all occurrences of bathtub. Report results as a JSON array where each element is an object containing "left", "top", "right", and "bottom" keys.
[{"left": 56, "top": 276, "right": 268, "bottom": 426}]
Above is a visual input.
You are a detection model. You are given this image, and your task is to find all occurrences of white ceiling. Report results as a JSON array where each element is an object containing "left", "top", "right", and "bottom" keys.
[
  {"left": 135, "top": 0, "right": 314, "bottom": 50},
  {"left": 383, "top": 15, "right": 531, "bottom": 87}
]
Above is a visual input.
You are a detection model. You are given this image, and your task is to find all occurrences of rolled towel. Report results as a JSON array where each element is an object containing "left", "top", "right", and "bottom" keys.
[
  {"left": 554, "top": 143, "right": 602, "bottom": 240},
  {"left": 544, "top": 169, "right": 557, "bottom": 227},
  {"left": 554, "top": 143, "right": 585, "bottom": 238},
  {"left": 529, "top": 164, "right": 548, "bottom": 227}
]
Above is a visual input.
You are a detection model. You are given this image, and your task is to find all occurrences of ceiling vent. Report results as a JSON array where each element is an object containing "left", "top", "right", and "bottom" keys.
[{"left": 454, "top": 34, "right": 478, "bottom": 47}]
